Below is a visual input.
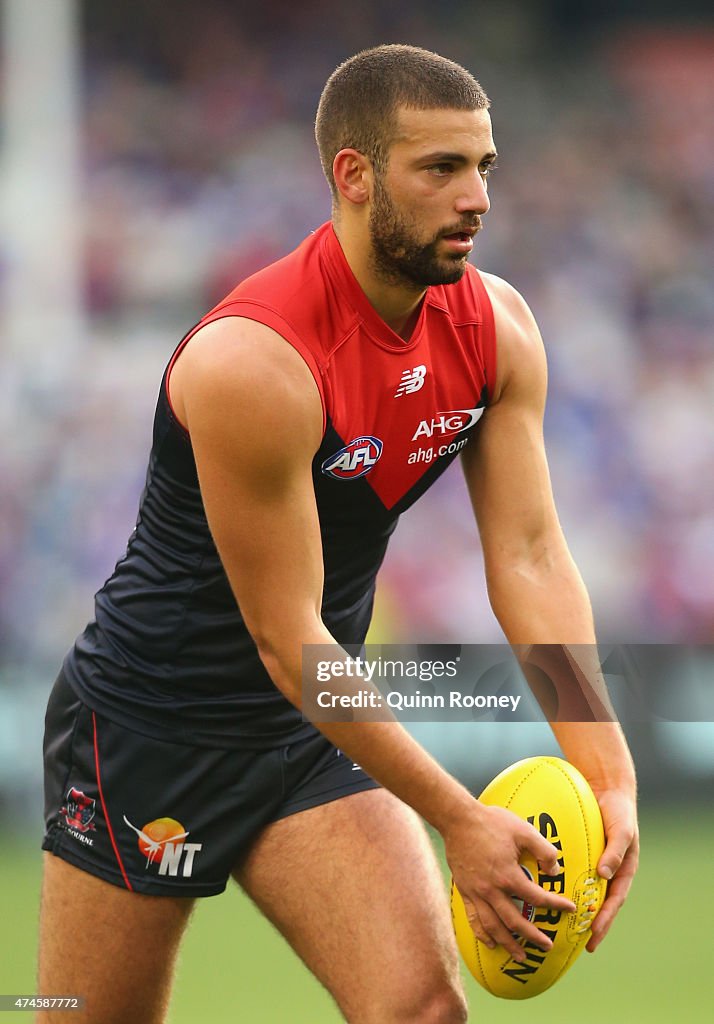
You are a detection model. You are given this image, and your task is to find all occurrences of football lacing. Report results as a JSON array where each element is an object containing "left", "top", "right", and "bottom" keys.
[{"left": 574, "top": 877, "right": 600, "bottom": 933}]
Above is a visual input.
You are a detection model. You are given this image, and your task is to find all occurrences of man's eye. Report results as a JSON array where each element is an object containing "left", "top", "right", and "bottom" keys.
[
  {"left": 428, "top": 164, "right": 453, "bottom": 176},
  {"left": 480, "top": 162, "right": 498, "bottom": 178}
]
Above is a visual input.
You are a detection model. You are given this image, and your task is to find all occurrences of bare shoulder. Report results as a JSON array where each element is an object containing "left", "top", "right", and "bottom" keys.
[
  {"left": 479, "top": 271, "right": 540, "bottom": 337},
  {"left": 479, "top": 271, "right": 546, "bottom": 403},
  {"left": 170, "top": 316, "right": 323, "bottom": 461}
]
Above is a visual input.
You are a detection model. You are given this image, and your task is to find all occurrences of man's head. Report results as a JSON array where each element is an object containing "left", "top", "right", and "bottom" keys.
[
  {"left": 315, "top": 44, "right": 489, "bottom": 199},
  {"left": 316, "top": 46, "right": 495, "bottom": 290}
]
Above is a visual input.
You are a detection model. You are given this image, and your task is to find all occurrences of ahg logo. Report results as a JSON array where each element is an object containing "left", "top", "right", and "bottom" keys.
[{"left": 412, "top": 407, "right": 484, "bottom": 440}]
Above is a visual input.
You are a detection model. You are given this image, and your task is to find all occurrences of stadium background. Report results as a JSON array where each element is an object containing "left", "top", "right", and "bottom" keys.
[{"left": 0, "top": 0, "right": 712, "bottom": 1020}]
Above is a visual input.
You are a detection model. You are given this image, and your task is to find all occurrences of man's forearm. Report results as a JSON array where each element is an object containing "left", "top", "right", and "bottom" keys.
[
  {"left": 486, "top": 542, "right": 597, "bottom": 647},
  {"left": 487, "top": 548, "right": 636, "bottom": 789}
]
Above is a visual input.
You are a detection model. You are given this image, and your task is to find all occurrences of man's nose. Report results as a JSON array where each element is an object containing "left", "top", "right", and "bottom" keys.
[{"left": 455, "top": 171, "right": 490, "bottom": 216}]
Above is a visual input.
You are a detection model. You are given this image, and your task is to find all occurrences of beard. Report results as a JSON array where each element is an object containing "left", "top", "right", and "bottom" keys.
[{"left": 369, "top": 177, "right": 481, "bottom": 289}]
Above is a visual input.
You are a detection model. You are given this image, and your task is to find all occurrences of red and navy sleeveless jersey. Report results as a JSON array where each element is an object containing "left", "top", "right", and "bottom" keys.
[{"left": 65, "top": 223, "right": 496, "bottom": 748}]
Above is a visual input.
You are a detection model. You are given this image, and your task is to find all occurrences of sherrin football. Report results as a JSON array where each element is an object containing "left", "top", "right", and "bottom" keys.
[{"left": 450, "top": 756, "right": 607, "bottom": 1000}]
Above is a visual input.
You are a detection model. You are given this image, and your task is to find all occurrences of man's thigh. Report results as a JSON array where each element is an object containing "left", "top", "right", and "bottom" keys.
[{"left": 232, "top": 789, "right": 467, "bottom": 1024}]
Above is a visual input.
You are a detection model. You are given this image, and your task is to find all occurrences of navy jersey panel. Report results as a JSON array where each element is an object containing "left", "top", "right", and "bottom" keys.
[
  {"left": 64, "top": 222, "right": 496, "bottom": 748},
  {"left": 65, "top": 371, "right": 388, "bottom": 747}
]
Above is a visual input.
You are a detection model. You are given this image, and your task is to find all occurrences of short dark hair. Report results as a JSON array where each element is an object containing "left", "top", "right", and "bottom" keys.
[{"left": 315, "top": 44, "right": 489, "bottom": 198}]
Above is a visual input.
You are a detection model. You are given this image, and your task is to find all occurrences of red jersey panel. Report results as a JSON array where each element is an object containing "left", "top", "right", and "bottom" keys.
[{"left": 206, "top": 221, "right": 496, "bottom": 513}]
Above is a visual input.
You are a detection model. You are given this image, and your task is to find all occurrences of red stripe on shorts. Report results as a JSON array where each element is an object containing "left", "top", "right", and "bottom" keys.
[{"left": 92, "top": 712, "right": 134, "bottom": 892}]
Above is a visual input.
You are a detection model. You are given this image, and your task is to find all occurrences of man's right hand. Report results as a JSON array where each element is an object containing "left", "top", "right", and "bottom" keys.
[{"left": 444, "top": 803, "right": 576, "bottom": 963}]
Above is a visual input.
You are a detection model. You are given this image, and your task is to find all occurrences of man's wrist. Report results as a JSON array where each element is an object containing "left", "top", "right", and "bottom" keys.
[
  {"left": 425, "top": 784, "right": 482, "bottom": 837},
  {"left": 551, "top": 722, "right": 637, "bottom": 792}
]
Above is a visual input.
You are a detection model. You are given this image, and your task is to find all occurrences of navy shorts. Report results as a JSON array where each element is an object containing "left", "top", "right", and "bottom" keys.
[{"left": 42, "top": 670, "right": 380, "bottom": 896}]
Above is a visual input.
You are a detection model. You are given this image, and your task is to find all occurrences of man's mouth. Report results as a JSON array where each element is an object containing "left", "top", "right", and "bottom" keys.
[
  {"left": 441, "top": 215, "right": 481, "bottom": 246},
  {"left": 441, "top": 230, "right": 476, "bottom": 254},
  {"left": 443, "top": 231, "right": 475, "bottom": 242}
]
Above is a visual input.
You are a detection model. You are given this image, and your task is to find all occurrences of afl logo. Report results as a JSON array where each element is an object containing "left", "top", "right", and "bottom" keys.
[{"left": 321, "top": 436, "right": 383, "bottom": 480}]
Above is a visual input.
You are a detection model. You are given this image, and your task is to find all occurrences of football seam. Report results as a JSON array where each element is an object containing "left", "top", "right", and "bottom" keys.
[
  {"left": 473, "top": 926, "right": 494, "bottom": 995},
  {"left": 500, "top": 760, "right": 544, "bottom": 810},
  {"left": 548, "top": 758, "right": 597, "bottom": 869},
  {"left": 504, "top": 758, "right": 596, "bottom": 864}
]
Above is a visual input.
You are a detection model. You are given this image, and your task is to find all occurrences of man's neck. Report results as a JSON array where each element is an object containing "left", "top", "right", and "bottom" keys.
[{"left": 333, "top": 220, "right": 426, "bottom": 341}]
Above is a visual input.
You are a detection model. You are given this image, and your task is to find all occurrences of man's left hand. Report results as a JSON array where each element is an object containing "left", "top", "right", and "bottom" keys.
[{"left": 587, "top": 786, "right": 639, "bottom": 953}]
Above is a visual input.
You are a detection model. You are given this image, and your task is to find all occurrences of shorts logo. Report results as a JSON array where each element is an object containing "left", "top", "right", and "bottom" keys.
[
  {"left": 123, "top": 815, "right": 203, "bottom": 878},
  {"left": 412, "top": 407, "right": 484, "bottom": 441},
  {"left": 395, "top": 365, "right": 427, "bottom": 397},
  {"left": 61, "top": 787, "right": 96, "bottom": 833},
  {"left": 321, "top": 436, "right": 383, "bottom": 480}
]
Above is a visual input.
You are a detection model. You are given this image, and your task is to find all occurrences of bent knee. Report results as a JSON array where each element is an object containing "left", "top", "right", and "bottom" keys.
[
  {"left": 409, "top": 985, "right": 468, "bottom": 1024},
  {"left": 358, "top": 979, "right": 468, "bottom": 1024}
]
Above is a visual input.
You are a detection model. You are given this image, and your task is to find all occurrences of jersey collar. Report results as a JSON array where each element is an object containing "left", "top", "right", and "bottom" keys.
[{"left": 320, "top": 222, "right": 442, "bottom": 353}]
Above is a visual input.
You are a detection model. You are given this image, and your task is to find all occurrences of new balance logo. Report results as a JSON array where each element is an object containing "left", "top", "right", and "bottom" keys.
[{"left": 394, "top": 365, "right": 427, "bottom": 397}]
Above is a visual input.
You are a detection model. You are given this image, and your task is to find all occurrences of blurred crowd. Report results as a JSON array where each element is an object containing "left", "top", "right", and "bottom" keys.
[{"left": 2, "top": 0, "right": 713, "bottom": 717}]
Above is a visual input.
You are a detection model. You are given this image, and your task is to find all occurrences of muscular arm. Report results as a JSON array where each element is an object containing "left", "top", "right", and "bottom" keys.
[
  {"left": 462, "top": 273, "right": 639, "bottom": 951},
  {"left": 170, "top": 316, "right": 574, "bottom": 962}
]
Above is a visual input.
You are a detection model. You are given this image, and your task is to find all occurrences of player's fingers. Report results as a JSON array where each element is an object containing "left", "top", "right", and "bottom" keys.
[
  {"left": 512, "top": 872, "right": 576, "bottom": 915},
  {"left": 597, "top": 821, "right": 636, "bottom": 881},
  {"left": 460, "top": 893, "right": 496, "bottom": 951},
  {"left": 490, "top": 891, "right": 567, "bottom": 954},
  {"left": 519, "top": 827, "right": 563, "bottom": 877},
  {"left": 472, "top": 898, "right": 530, "bottom": 963},
  {"left": 481, "top": 888, "right": 569, "bottom": 958},
  {"left": 462, "top": 877, "right": 554, "bottom": 961},
  {"left": 586, "top": 843, "right": 638, "bottom": 953},
  {"left": 585, "top": 877, "right": 626, "bottom": 952}
]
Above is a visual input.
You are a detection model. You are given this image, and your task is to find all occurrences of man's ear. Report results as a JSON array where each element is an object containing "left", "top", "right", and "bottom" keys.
[{"left": 332, "top": 149, "right": 373, "bottom": 206}]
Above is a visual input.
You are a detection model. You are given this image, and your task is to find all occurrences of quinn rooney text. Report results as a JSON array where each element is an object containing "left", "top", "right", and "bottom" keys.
[{"left": 315, "top": 691, "right": 523, "bottom": 711}]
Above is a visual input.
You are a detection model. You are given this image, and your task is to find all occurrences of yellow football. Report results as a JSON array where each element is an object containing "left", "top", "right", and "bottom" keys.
[{"left": 451, "top": 756, "right": 607, "bottom": 999}]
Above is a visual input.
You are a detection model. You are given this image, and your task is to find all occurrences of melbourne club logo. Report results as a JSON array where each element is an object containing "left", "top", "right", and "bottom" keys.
[
  {"left": 394, "top": 365, "right": 427, "bottom": 397},
  {"left": 321, "top": 436, "right": 383, "bottom": 480},
  {"left": 123, "top": 815, "right": 203, "bottom": 879},
  {"left": 61, "top": 787, "right": 96, "bottom": 834}
]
